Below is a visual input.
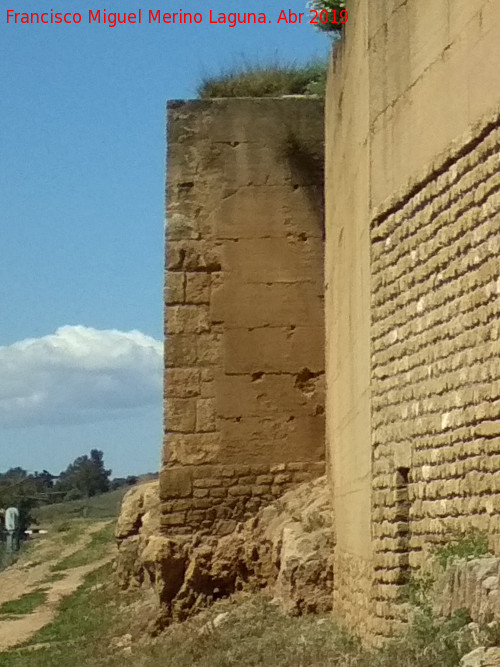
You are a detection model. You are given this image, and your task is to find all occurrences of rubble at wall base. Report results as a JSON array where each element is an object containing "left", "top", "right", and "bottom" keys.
[{"left": 115, "top": 475, "right": 334, "bottom": 630}]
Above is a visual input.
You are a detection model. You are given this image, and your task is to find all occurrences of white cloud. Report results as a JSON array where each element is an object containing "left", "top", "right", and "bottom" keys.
[{"left": 0, "top": 325, "right": 163, "bottom": 427}]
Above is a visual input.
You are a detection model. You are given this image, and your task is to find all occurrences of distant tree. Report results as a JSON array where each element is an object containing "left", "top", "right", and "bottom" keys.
[
  {"left": 0, "top": 468, "right": 54, "bottom": 502},
  {"left": 2, "top": 467, "right": 27, "bottom": 481},
  {"left": 63, "top": 488, "right": 84, "bottom": 502},
  {"left": 110, "top": 475, "right": 138, "bottom": 491},
  {"left": 308, "top": 0, "right": 347, "bottom": 32},
  {"left": 56, "top": 450, "right": 111, "bottom": 499},
  {"left": 110, "top": 478, "right": 126, "bottom": 491}
]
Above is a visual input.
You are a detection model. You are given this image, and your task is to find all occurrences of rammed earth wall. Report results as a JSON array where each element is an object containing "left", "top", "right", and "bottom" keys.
[
  {"left": 326, "top": 0, "right": 500, "bottom": 644},
  {"left": 162, "top": 98, "right": 325, "bottom": 537}
]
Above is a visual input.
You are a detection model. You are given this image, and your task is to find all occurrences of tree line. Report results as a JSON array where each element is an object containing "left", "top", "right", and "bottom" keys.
[{"left": 0, "top": 449, "right": 138, "bottom": 527}]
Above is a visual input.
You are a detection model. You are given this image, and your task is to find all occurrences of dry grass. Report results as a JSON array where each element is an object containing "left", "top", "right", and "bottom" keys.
[
  {"left": 0, "top": 522, "right": 487, "bottom": 667},
  {"left": 0, "top": 590, "right": 47, "bottom": 617},
  {"left": 198, "top": 61, "right": 327, "bottom": 98},
  {"left": 0, "top": 565, "right": 478, "bottom": 667}
]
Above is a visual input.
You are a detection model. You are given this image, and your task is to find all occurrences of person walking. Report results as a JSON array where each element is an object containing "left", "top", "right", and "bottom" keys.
[{"left": 5, "top": 506, "right": 20, "bottom": 552}]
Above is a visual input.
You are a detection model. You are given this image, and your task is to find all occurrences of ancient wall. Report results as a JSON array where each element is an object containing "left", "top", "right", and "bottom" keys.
[
  {"left": 162, "top": 98, "right": 325, "bottom": 537},
  {"left": 325, "top": 0, "right": 373, "bottom": 640},
  {"left": 326, "top": 0, "right": 500, "bottom": 643},
  {"left": 371, "top": 113, "right": 500, "bottom": 640}
]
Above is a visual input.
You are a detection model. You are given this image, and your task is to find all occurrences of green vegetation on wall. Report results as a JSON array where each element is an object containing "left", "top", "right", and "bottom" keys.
[
  {"left": 308, "top": 0, "right": 347, "bottom": 32},
  {"left": 198, "top": 61, "right": 327, "bottom": 99}
]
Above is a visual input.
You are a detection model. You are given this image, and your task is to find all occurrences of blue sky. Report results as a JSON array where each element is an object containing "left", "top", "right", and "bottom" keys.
[{"left": 0, "top": 0, "right": 330, "bottom": 478}]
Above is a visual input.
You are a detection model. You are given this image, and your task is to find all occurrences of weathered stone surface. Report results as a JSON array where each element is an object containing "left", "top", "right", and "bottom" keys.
[
  {"left": 115, "top": 482, "right": 161, "bottom": 588},
  {"left": 115, "top": 482, "right": 157, "bottom": 540},
  {"left": 159, "top": 468, "right": 193, "bottom": 499},
  {"left": 115, "top": 476, "right": 333, "bottom": 624},
  {"left": 164, "top": 433, "right": 221, "bottom": 466},
  {"left": 210, "top": 281, "right": 323, "bottom": 329},
  {"left": 165, "top": 272, "right": 184, "bottom": 304},
  {"left": 185, "top": 273, "right": 210, "bottom": 304},
  {"left": 434, "top": 557, "right": 500, "bottom": 626},
  {"left": 165, "top": 397, "right": 197, "bottom": 433},
  {"left": 221, "top": 237, "right": 323, "bottom": 285},
  {"left": 164, "top": 334, "right": 197, "bottom": 368},
  {"left": 460, "top": 647, "right": 489, "bottom": 667},
  {"left": 165, "top": 368, "right": 200, "bottom": 398},
  {"left": 163, "top": 98, "right": 325, "bottom": 532},
  {"left": 196, "top": 398, "right": 216, "bottom": 433},
  {"left": 224, "top": 328, "right": 324, "bottom": 375},
  {"left": 114, "top": 535, "right": 143, "bottom": 588}
]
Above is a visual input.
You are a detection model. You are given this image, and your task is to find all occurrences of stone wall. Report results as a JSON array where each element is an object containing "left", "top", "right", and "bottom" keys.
[
  {"left": 371, "top": 117, "right": 500, "bottom": 638},
  {"left": 325, "top": 0, "right": 500, "bottom": 643},
  {"left": 435, "top": 556, "right": 500, "bottom": 626},
  {"left": 163, "top": 98, "right": 325, "bottom": 537}
]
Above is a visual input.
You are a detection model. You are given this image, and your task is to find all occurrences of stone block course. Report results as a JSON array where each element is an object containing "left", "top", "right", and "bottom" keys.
[
  {"left": 165, "top": 368, "right": 200, "bottom": 398},
  {"left": 222, "top": 237, "right": 323, "bottom": 285},
  {"left": 210, "top": 281, "right": 323, "bottom": 329},
  {"left": 158, "top": 461, "right": 326, "bottom": 536},
  {"left": 369, "top": 114, "right": 500, "bottom": 640}
]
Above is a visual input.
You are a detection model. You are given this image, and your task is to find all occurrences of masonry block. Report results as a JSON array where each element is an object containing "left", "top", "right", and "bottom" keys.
[
  {"left": 222, "top": 237, "right": 323, "bottom": 284},
  {"left": 185, "top": 272, "right": 211, "bottom": 304},
  {"left": 165, "top": 272, "right": 185, "bottom": 304},
  {"left": 165, "top": 368, "right": 201, "bottom": 398},
  {"left": 159, "top": 467, "right": 193, "bottom": 499},
  {"left": 165, "top": 334, "right": 197, "bottom": 367},
  {"left": 166, "top": 305, "right": 210, "bottom": 334},
  {"left": 196, "top": 398, "right": 216, "bottom": 433},
  {"left": 210, "top": 281, "right": 323, "bottom": 329},
  {"left": 165, "top": 397, "right": 196, "bottom": 433},
  {"left": 224, "top": 327, "right": 324, "bottom": 374}
]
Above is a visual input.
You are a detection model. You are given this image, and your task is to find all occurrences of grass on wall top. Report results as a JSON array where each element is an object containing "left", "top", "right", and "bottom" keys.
[{"left": 197, "top": 61, "right": 327, "bottom": 98}]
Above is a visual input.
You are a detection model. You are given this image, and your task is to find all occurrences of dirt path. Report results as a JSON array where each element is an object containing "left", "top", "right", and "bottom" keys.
[{"left": 0, "top": 522, "right": 115, "bottom": 652}]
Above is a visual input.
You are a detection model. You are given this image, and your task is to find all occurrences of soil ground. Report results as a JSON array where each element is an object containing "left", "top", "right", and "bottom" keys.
[{"left": 0, "top": 521, "right": 113, "bottom": 651}]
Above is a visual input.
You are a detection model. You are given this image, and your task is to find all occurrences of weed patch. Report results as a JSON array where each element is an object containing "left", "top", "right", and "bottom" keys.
[
  {"left": 51, "top": 522, "right": 114, "bottom": 572},
  {"left": 0, "top": 589, "right": 47, "bottom": 616},
  {"left": 359, "top": 609, "right": 473, "bottom": 667},
  {"left": 40, "top": 572, "right": 66, "bottom": 585},
  {"left": 434, "top": 531, "right": 490, "bottom": 569},
  {"left": 198, "top": 61, "right": 327, "bottom": 98},
  {"left": 0, "top": 577, "right": 478, "bottom": 667},
  {"left": 0, "top": 564, "right": 122, "bottom": 667},
  {"left": 0, "top": 529, "right": 493, "bottom": 667}
]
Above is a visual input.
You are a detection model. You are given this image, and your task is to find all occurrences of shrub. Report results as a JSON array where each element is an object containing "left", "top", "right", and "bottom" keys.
[
  {"left": 198, "top": 61, "right": 327, "bottom": 99},
  {"left": 308, "top": 0, "right": 347, "bottom": 32},
  {"left": 434, "top": 531, "right": 490, "bottom": 569}
]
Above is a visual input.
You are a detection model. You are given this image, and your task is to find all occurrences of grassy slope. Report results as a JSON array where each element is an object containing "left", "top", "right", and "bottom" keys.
[
  {"left": 0, "top": 590, "right": 47, "bottom": 617},
  {"left": 34, "top": 487, "right": 130, "bottom": 524},
  {"left": 50, "top": 522, "right": 114, "bottom": 572},
  {"left": 0, "top": 521, "right": 481, "bottom": 667}
]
